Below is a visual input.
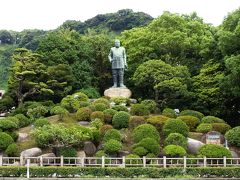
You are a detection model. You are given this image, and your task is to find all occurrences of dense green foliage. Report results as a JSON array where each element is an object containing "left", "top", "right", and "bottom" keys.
[
  {"left": 164, "top": 145, "right": 187, "bottom": 157},
  {"left": 163, "top": 119, "right": 189, "bottom": 137},
  {"left": 112, "top": 111, "right": 130, "bottom": 129},
  {"left": 103, "top": 129, "right": 121, "bottom": 142},
  {"left": 133, "top": 137, "right": 160, "bottom": 156},
  {"left": 0, "top": 132, "right": 14, "bottom": 150},
  {"left": 198, "top": 144, "right": 232, "bottom": 158},
  {"left": 165, "top": 133, "right": 188, "bottom": 149},
  {"left": 225, "top": 126, "right": 240, "bottom": 147},
  {"left": 103, "top": 139, "right": 122, "bottom": 154}
]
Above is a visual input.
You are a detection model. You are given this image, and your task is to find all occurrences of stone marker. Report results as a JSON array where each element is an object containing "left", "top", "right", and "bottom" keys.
[{"left": 104, "top": 87, "right": 132, "bottom": 98}]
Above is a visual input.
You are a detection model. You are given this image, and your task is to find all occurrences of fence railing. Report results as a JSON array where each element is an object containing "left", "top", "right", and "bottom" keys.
[{"left": 0, "top": 155, "right": 240, "bottom": 168}]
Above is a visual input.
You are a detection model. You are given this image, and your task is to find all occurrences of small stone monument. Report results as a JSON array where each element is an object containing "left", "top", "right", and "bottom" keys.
[{"left": 204, "top": 131, "right": 225, "bottom": 145}]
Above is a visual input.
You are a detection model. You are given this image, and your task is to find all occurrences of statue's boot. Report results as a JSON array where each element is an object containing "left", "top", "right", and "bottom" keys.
[
  {"left": 112, "top": 73, "right": 117, "bottom": 88},
  {"left": 119, "top": 70, "right": 126, "bottom": 88}
]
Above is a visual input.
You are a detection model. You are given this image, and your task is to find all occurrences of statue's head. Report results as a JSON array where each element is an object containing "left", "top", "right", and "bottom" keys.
[{"left": 114, "top": 39, "right": 120, "bottom": 48}]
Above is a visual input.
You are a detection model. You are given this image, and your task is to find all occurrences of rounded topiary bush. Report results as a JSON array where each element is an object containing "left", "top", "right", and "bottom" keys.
[
  {"left": 165, "top": 133, "right": 187, "bottom": 149},
  {"left": 125, "top": 154, "right": 141, "bottom": 164},
  {"left": 0, "top": 132, "right": 14, "bottom": 150},
  {"left": 225, "top": 126, "right": 240, "bottom": 147},
  {"left": 112, "top": 111, "right": 130, "bottom": 129},
  {"left": 133, "top": 124, "right": 160, "bottom": 143},
  {"left": 79, "top": 87, "right": 100, "bottom": 99},
  {"left": 147, "top": 115, "right": 170, "bottom": 132},
  {"left": 129, "top": 116, "right": 146, "bottom": 129},
  {"left": 76, "top": 107, "right": 92, "bottom": 121},
  {"left": 112, "top": 105, "right": 128, "bottom": 112},
  {"left": 103, "top": 139, "right": 122, "bottom": 154},
  {"left": 103, "top": 129, "right": 121, "bottom": 142},
  {"left": 179, "top": 110, "right": 204, "bottom": 120},
  {"left": 90, "top": 111, "right": 104, "bottom": 121},
  {"left": 14, "top": 114, "right": 31, "bottom": 128},
  {"left": 103, "top": 109, "right": 117, "bottom": 123},
  {"left": 92, "top": 103, "right": 109, "bottom": 112},
  {"left": 34, "top": 118, "right": 50, "bottom": 128},
  {"left": 0, "top": 119, "right": 18, "bottom": 131},
  {"left": 4, "top": 117, "right": 20, "bottom": 128},
  {"left": 198, "top": 144, "right": 232, "bottom": 158},
  {"left": 132, "top": 146, "right": 148, "bottom": 156},
  {"left": 5, "top": 143, "right": 19, "bottom": 156},
  {"left": 196, "top": 123, "right": 213, "bottom": 133},
  {"left": 140, "top": 99, "right": 157, "bottom": 113},
  {"left": 93, "top": 98, "right": 110, "bottom": 107},
  {"left": 163, "top": 119, "right": 189, "bottom": 137},
  {"left": 110, "top": 96, "right": 129, "bottom": 105},
  {"left": 164, "top": 145, "right": 187, "bottom": 157},
  {"left": 201, "top": 116, "right": 225, "bottom": 124},
  {"left": 212, "top": 123, "right": 231, "bottom": 134},
  {"left": 130, "top": 104, "right": 150, "bottom": 116},
  {"left": 79, "top": 101, "right": 91, "bottom": 108},
  {"left": 5, "top": 131, "right": 18, "bottom": 142},
  {"left": 177, "top": 116, "right": 200, "bottom": 131},
  {"left": 59, "top": 147, "right": 77, "bottom": 157},
  {"left": 133, "top": 137, "right": 160, "bottom": 156},
  {"left": 90, "top": 118, "right": 104, "bottom": 129},
  {"left": 99, "top": 125, "right": 113, "bottom": 136},
  {"left": 162, "top": 108, "right": 177, "bottom": 118}
]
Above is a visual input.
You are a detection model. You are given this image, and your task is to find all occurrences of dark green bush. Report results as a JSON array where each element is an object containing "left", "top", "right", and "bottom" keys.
[
  {"left": 165, "top": 133, "right": 187, "bottom": 149},
  {"left": 196, "top": 123, "right": 213, "bottom": 133},
  {"left": 50, "top": 106, "right": 69, "bottom": 120},
  {"left": 163, "top": 119, "right": 189, "bottom": 137},
  {"left": 146, "top": 115, "right": 169, "bottom": 132},
  {"left": 125, "top": 154, "right": 142, "bottom": 164},
  {"left": 0, "top": 119, "right": 18, "bottom": 131},
  {"left": 198, "top": 144, "right": 232, "bottom": 158},
  {"left": 5, "top": 143, "right": 19, "bottom": 156},
  {"left": 76, "top": 107, "right": 92, "bottom": 121},
  {"left": 14, "top": 114, "right": 31, "bottom": 127},
  {"left": 103, "top": 108, "right": 117, "bottom": 123},
  {"left": 132, "top": 147, "right": 148, "bottom": 156},
  {"left": 90, "top": 118, "right": 104, "bottom": 129},
  {"left": 133, "top": 124, "right": 160, "bottom": 143},
  {"left": 0, "top": 132, "right": 14, "bottom": 150},
  {"left": 90, "top": 111, "right": 104, "bottom": 121},
  {"left": 201, "top": 116, "right": 225, "bottom": 124},
  {"left": 34, "top": 118, "right": 50, "bottom": 128},
  {"left": 129, "top": 116, "right": 146, "bottom": 129},
  {"left": 59, "top": 147, "right": 77, "bottom": 157},
  {"left": 103, "top": 139, "right": 122, "bottom": 154},
  {"left": 99, "top": 125, "right": 113, "bottom": 136},
  {"left": 27, "top": 105, "right": 48, "bottom": 119},
  {"left": 164, "top": 145, "right": 187, "bottom": 157},
  {"left": 80, "top": 87, "right": 100, "bottom": 99},
  {"left": 103, "top": 129, "right": 121, "bottom": 142},
  {"left": 92, "top": 103, "right": 109, "bottom": 112},
  {"left": 93, "top": 98, "right": 110, "bottom": 107},
  {"left": 177, "top": 116, "right": 200, "bottom": 131},
  {"left": 225, "top": 126, "right": 240, "bottom": 147},
  {"left": 133, "top": 137, "right": 160, "bottom": 156},
  {"left": 5, "top": 131, "right": 18, "bottom": 142},
  {"left": 0, "top": 95, "right": 14, "bottom": 112},
  {"left": 140, "top": 99, "right": 157, "bottom": 113},
  {"left": 95, "top": 150, "right": 106, "bottom": 157},
  {"left": 130, "top": 104, "right": 150, "bottom": 116},
  {"left": 110, "top": 96, "right": 129, "bottom": 105},
  {"left": 112, "top": 111, "right": 130, "bottom": 129},
  {"left": 4, "top": 117, "right": 20, "bottom": 128},
  {"left": 79, "top": 101, "right": 91, "bottom": 108},
  {"left": 179, "top": 110, "right": 204, "bottom": 120},
  {"left": 112, "top": 105, "right": 128, "bottom": 112},
  {"left": 162, "top": 108, "right": 177, "bottom": 118},
  {"left": 212, "top": 123, "right": 231, "bottom": 134}
]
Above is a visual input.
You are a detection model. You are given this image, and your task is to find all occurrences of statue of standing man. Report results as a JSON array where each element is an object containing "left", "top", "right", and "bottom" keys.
[{"left": 108, "top": 39, "right": 127, "bottom": 88}]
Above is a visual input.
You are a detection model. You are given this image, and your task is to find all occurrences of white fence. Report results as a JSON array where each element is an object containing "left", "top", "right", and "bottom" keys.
[{"left": 0, "top": 155, "right": 240, "bottom": 168}]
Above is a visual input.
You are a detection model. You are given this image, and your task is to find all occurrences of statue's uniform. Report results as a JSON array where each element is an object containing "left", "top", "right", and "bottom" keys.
[{"left": 108, "top": 46, "right": 127, "bottom": 87}]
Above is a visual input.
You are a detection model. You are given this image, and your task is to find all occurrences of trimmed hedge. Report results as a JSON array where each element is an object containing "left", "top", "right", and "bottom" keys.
[
  {"left": 1, "top": 167, "right": 240, "bottom": 178},
  {"left": 165, "top": 133, "right": 187, "bottom": 149},
  {"left": 133, "top": 124, "right": 160, "bottom": 143},
  {"left": 212, "top": 123, "right": 231, "bottom": 134},
  {"left": 103, "top": 109, "right": 117, "bottom": 123},
  {"left": 76, "top": 107, "right": 92, "bottom": 121},
  {"left": 198, "top": 144, "right": 232, "bottom": 158},
  {"left": 103, "top": 129, "right": 121, "bottom": 142},
  {"left": 112, "top": 111, "right": 130, "bottom": 129},
  {"left": 196, "top": 123, "right": 213, "bottom": 133},
  {"left": 130, "top": 103, "right": 150, "bottom": 116},
  {"left": 90, "top": 111, "right": 104, "bottom": 121},
  {"left": 163, "top": 119, "right": 189, "bottom": 137},
  {"left": 164, "top": 145, "right": 187, "bottom": 157},
  {"left": 140, "top": 99, "right": 157, "bottom": 113},
  {"left": 0, "top": 132, "right": 14, "bottom": 150},
  {"left": 103, "top": 139, "right": 122, "bottom": 154},
  {"left": 162, "top": 108, "right": 177, "bottom": 118},
  {"left": 177, "top": 116, "right": 200, "bottom": 131},
  {"left": 225, "top": 126, "right": 240, "bottom": 147},
  {"left": 201, "top": 116, "right": 225, "bottom": 124},
  {"left": 179, "top": 110, "right": 204, "bottom": 120},
  {"left": 146, "top": 115, "right": 169, "bottom": 132},
  {"left": 129, "top": 116, "right": 146, "bottom": 129}
]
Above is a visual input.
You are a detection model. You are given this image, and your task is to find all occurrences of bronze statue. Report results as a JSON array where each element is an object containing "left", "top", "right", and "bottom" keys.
[{"left": 108, "top": 39, "right": 127, "bottom": 88}]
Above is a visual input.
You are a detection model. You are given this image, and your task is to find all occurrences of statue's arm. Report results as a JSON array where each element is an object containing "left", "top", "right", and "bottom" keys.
[{"left": 108, "top": 49, "right": 113, "bottom": 62}]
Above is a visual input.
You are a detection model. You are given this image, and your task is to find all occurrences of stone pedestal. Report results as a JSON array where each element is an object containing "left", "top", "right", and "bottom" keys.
[{"left": 104, "top": 87, "right": 132, "bottom": 98}]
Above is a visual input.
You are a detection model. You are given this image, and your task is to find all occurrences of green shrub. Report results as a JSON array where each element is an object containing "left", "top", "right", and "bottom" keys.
[
  {"left": 163, "top": 119, "right": 189, "bottom": 137},
  {"left": 198, "top": 144, "right": 232, "bottom": 158},
  {"left": 125, "top": 154, "right": 142, "bottom": 164},
  {"left": 130, "top": 104, "right": 150, "bottom": 116},
  {"left": 133, "top": 138, "right": 160, "bottom": 156},
  {"left": 146, "top": 115, "right": 169, "bottom": 132},
  {"left": 0, "top": 96, "right": 14, "bottom": 112},
  {"left": 177, "top": 116, "right": 200, "bottom": 131},
  {"left": 80, "top": 87, "right": 100, "bottom": 99},
  {"left": 212, "top": 123, "right": 231, "bottom": 134},
  {"left": 201, "top": 116, "right": 225, "bottom": 124},
  {"left": 103, "top": 109, "right": 118, "bottom": 123},
  {"left": 112, "top": 105, "right": 128, "bottom": 112},
  {"left": 0, "top": 132, "right": 14, "bottom": 150},
  {"left": 14, "top": 114, "right": 31, "bottom": 127},
  {"left": 99, "top": 125, "right": 113, "bottom": 136},
  {"left": 59, "top": 147, "right": 77, "bottom": 157},
  {"left": 79, "top": 101, "right": 91, "bottom": 108},
  {"left": 103, "top": 129, "right": 121, "bottom": 142},
  {"left": 103, "top": 139, "right": 122, "bottom": 154},
  {"left": 129, "top": 116, "right": 146, "bottom": 129},
  {"left": 34, "top": 118, "right": 50, "bottom": 128},
  {"left": 50, "top": 106, "right": 69, "bottom": 120},
  {"left": 90, "top": 118, "right": 104, "bottom": 129},
  {"left": 132, "top": 147, "right": 148, "bottom": 156},
  {"left": 76, "top": 107, "right": 92, "bottom": 121},
  {"left": 146, "top": 153, "right": 156, "bottom": 158},
  {"left": 91, "top": 128, "right": 101, "bottom": 144},
  {"left": 133, "top": 124, "right": 160, "bottom": 143},
  {"left": 140, "top": 99, "right": 157, "bottom": 113},
  {"left": 162, "top": 108, "right": 177, "bottom": 118},
  {"left": 179, "top": 110, "right": 204, "bottom": 120},
  {"left": 5, "top": 131, "right": 18, "bottom": 142},
  {"left": 90, "top": 111, "right": 104, "bottom": 121},
  {"left": 165, "top": 133, "right": 187, "bottom": 149},
  {"left": 110, "top": 96, "right": 129, "bottom": 105},
  {"left": 72, "top": 92, "right": 89, "bottom": 102},
  {"left": 92, "top": 103, "right": 109, "bottom": 112},
  {"left": 27, "top": 105, "right": 48, "bottom": 119},
  {"left": 0, "top": 119, "right": 18, "bottom": 131},
  {"left": 5, "top": 143, "right": 19, "bottom": 156},
  {"left": 4, "top": 117, "right": 20, "bottom": 128},
  {"left": 95, "top": 150, "right": 106, "bottom": 157},
  {"left": 225, "top": 126, "right": 240, "bottom": 147},
  {"left": 196, "top": 123, "right": 213, "bottom": 133},
  {"left": 164, "top": 145, "right": 187, "bottom": 157},
  {"left": 112, "top": 111, "right": 130, "bottom": 129},
  {"left": 93, "top": 98, "right": 110, "bottom": 107}
]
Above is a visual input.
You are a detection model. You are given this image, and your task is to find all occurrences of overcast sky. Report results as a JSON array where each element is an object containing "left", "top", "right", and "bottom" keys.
[{"left": 1, "top": 0, "right": 240, "bottom": 31}]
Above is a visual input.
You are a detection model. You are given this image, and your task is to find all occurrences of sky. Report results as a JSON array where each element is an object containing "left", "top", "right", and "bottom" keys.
[{"left": 1, "top": 0, "right": 240, "bottom": 31}]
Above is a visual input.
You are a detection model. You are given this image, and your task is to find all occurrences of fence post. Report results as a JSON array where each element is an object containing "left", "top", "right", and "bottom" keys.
[
  {"left": 27, "top": 159, "right": 30, "bottom": 179},
  {"left": 102, "top": 156, "right": 105, "bottom": 168},
  {"left": 81, "top": 157, "right": 85, "bottom": 167},
  {"left": 20, "top": 155, "right": 24, "bottom": 166},
  {"left": 143, "top": 156, "right": 146, "bottom": 168},
  {"left": 163, "top": 156, "right": 167, "bottom": 168},
  {"left": 183, "top": 156, "right": 187, "bottom": 170},
  {"left": 223, "top": 156, "right": 227, "bottom": 167},
  {"left": 60, "top": 156, "right": 64, "bottom": 167},
  {"left": 0, "top": 155, "right": 2, "bottom": 166},
  {"left": 203, "top": 156, "right": 207, "bottom": 167},
  {"left": 122, "top": 156, "right": 125, "bottom": 168},
  {"left": 40, "top": 156, "right": 43, "bottom": 166}
]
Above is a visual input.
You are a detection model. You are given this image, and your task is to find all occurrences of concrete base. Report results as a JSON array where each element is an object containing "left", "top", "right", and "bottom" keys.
[{"left": 104, "top": 87, "right": 132, "bottom": 98}]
